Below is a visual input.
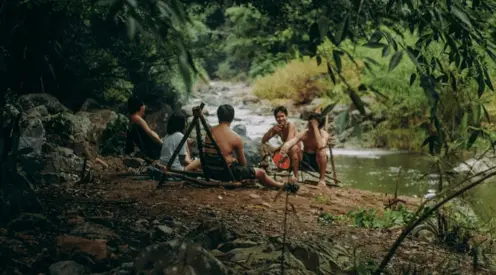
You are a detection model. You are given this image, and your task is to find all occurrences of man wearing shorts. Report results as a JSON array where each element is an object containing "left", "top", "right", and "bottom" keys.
[
  {"left": 204, "top": 104, "right": 287, "bottom": 189},
  {"left": 280, "top": 113, "right": 329, "bottom": 187},
  {"left": 261, "top": 106, "right": 303, "bottom": 181}
]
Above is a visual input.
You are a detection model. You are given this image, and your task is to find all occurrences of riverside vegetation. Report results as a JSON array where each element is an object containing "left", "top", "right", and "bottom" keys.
[{"left": 2, "top": 0, "right": 496, "bottom": 274}]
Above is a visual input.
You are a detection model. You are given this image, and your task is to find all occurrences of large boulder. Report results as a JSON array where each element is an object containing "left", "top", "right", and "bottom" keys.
[
  {"left": 145, "top": 103, "right": 174, "bottom": 137},
  {"left": 42, "top": 113, "right": 92, "bottom": 147},
  {"left": 17, "top": 93, "right": 68, "bottom": 114},
  {"left": 79, "top": 98, "right": 103, "bottom": 112},
  {"left": 40, "top": 146, "right": 84, "bottom": 183},
  {"left": 98, "top": 113, "right": 129, "bottom": 156},
  {"left": 18, "top": 116, "right": 46, "bottom": 155},
  {"left": 75, "top": 109, "right": 123, "bottom": 159},
  {"left": 233, "top": 125, "right": 260, "bottom": 166}
]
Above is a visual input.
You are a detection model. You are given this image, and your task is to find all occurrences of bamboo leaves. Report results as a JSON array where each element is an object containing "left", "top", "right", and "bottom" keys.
[{"left": 389, "top": 50, "right": 403, "bottom": 72}]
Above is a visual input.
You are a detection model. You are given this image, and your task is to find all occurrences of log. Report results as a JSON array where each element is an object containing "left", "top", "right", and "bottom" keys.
[{"left": 161, "top": 170, "right": 248, "bottom": 188}]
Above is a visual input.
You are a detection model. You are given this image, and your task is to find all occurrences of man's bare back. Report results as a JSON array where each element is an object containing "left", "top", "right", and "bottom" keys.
[
  {"left": 205, "top": 124, "right": 245, "bottom": 166},
  {"left": 202, "top": 104, "right": 293, "bottom": 190}
]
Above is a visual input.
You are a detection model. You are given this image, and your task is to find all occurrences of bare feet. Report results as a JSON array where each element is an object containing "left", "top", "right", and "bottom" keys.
[{"left": 318, "top": 180, "right": 327, "bottom": 188}]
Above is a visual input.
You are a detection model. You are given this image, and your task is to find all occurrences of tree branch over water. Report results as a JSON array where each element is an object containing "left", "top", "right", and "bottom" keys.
[{"left": 375, "top": 165, "right": 496, "bottom": 274}]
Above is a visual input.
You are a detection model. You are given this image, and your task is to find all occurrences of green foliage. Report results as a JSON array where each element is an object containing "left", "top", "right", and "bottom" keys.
[
  {"left": 346, "top": 205, "right": 414, "bottom": 229},
  {"left": 0, "top": 0, "right": 202, "bottom": 110},
  {"left": 317, "top": 205, "right": 414, "bottom": 229},
  {"left": 317, "top": 211, "right": 347, "bottom": 225}
]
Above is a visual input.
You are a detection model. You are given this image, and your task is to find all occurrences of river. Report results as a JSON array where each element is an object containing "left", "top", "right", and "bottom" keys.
[{"left": 188, "top": 81, "right": 495, "bottom": 221}]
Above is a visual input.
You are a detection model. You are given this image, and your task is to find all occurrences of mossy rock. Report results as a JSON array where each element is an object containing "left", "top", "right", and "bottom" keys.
[
  {"left": 43, "top": 113, "right": 92, "bottom": 147},
  {"left": 99, "top": 113, "right": 129, "bottom": 156}
]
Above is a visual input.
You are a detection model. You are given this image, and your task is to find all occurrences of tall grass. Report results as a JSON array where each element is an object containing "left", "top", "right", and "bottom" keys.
[{"left": 252, "top": 40, "right": 362, "bottom": 105}]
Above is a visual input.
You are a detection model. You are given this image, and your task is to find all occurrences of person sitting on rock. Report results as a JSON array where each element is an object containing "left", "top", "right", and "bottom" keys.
[
  {"left": 159, "top": 112, "right": 200, "bottom": 171},
  {"left": 261, "top": 105, "right": 302, "bottom": 181},
  {"left": 279, "top": 113, "right": 330, "bottom": 187},
  {"left": 125, "top": 95, "right": 163, "bottom": 160},
  {"left": 205, "top": 104, "right": 294, "bottom": 190}
]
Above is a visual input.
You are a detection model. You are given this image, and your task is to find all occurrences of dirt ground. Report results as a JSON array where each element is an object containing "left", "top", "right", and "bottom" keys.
[{"left": 1, "top": 157, "right": 488, "bottom": 274}]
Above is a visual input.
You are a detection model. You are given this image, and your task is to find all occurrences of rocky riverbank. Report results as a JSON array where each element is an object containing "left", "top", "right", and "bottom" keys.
[
  {"left": 1, "top": 82, "right": 491, "bottom": 274},
  {"left": 6, "top": 81, "right": 379, "bottom": 189},
  {"left": 1, "top": 170, "right": 484, "bottom": 274}
]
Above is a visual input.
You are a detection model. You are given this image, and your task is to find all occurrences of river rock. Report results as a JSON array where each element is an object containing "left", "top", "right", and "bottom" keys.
[
  {"left": 244, "top": 138, "right": 261, "bottom": 166},
  {"left": 3, "top": 104, "right": 21, "bottom": 122},
  {"left": 134, "top": 239, "right": 231, "bottom": 274},
  {"left": 48, "top": 260, "right": 86, "bottom": 275},
  {"left": 79, "top": 98, "right": 103, "bottom": 112},
  {"left": 70, "top": 222, "right": 120, "bottom": 240},
  {"left": 17, "top": 93, "right": 69, "bottom": 114},
  {"left": 18, "top": 116, "right": 46, "bottom": 155},
  {"left": 25, "top": 105, "right": 50, "bottom": 119},
  {"left": 39, "top": 146, "right": 84, "bottom": 184},
  {"left": 233, "top": 124, "right": 247, "bottom": 137},
  {"left": 187, "top": 221, "right": 233, "bottom": 249},
  {"left": 146, "top": 103, "right": 176, "bottom": 137},
  {"left": 76, "top": 110, "right": 120, "bottom": 158},
  {"left": 181, "top": 104, "right": 209, "bottom": 117},
  {"left": 299, "top": 98, "right": 327, "bottom": 119}
]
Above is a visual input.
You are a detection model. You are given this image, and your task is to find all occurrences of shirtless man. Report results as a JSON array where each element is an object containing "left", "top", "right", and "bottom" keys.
[
  {"left": 205, "top": 104, "right": 289, "bottom": 189},
  {"left": 280, "top": 113, "right": 329, "bottom": 187},
  {"left": 125, "top": 95, "right": 163, "bottom": 159},
  {"left": 262, "top": 106, "right": 302, "bottom": 181}
]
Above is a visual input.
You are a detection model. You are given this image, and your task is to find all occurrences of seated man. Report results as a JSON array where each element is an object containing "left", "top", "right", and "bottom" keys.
[
  {"left": 280, "top": 113, "right": 329, "bottom": 187},
  {"left": 159, "top": 112, "right": 200, "bottom": 171},
  {"left": 261, "top": 106, "right": 302, "bottom": 180},
  {"left": 125, "top": 95, "right": 163, "bottom": 160},
  {"left": 204, "top": 104, "right": 287, "bottom": 189}
]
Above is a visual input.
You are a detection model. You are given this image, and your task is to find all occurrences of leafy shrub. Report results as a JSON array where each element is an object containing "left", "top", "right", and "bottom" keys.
[
  {"left": 252, "top": 57, "right": 330, "bottom": 104},
  {"left": 346, "top": 205, "right": 414, "bottom": 229}
]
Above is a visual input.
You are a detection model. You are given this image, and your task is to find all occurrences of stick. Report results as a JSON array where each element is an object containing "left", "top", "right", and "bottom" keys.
[
  {"left": 328, "top": 142, "right": 339, "bottom": 185},
  {"left": 163, "top": 170, "right": 245, "bottom": 187},
  {"left": 195, "top": 113, "right": 208, "bottom": 181}
]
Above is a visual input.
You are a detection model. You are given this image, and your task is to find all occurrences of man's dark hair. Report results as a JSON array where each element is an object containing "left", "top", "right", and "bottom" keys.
[
  {"left": 307, "top": 113, "right": 325, "bottom": 129},
  {"left": 217, "top": 104, "right": 235, "bottom": 123},
  {"left": 127, "top": 95, "right": 144, "bottom": 114},
  {"left": 273, "top": 106, "right": 288, "bottom": 118},
  {"left": 166, "top": 113, "right": 187, "bottom": 135}
]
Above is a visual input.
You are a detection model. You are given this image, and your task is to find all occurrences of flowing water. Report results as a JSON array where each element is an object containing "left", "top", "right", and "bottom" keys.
[{"left": 190, "top": 82, "right": 496, "bottom": 220}]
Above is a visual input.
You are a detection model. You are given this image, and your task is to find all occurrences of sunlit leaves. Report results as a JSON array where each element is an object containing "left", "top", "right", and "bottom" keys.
[
  {"left": 333, "top": 14, "right": 349, "bottom": 46},
  {"left": 450, "top": 6, "right": 472, "bottom": 29},
  {"left": 409, "top": 73, "right": 416, "bottom": 86},
  {"left": 332, "top": 50, "right": 343, "bottom": 72},
  {"left": 348, "top": 89, "right": 366, "bottom": 116},
  {"left": 388, "top": 50, "right": 403, "bottom": 72},
  {"left": 382, "top": 45, "right": 391, "bottom": 57}
]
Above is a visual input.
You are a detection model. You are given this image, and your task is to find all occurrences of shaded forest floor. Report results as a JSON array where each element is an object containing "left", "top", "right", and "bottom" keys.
[{"left": 0, "top": 157, "right": 487, "bottom": 274}]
